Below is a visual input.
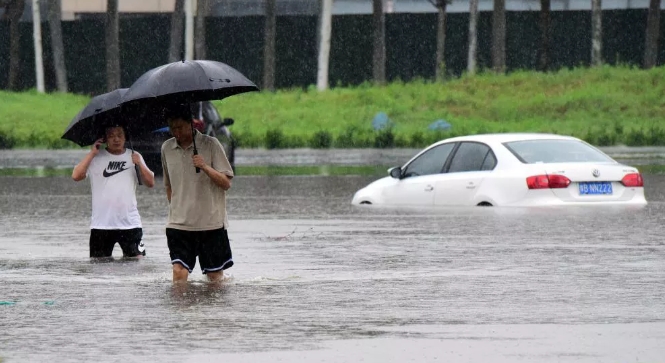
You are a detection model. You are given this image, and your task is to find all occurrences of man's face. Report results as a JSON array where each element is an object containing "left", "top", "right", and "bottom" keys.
[
  {"left": 105, "top": 127, "right": 126, "bottom": 153},
  {"left": 167, "top": 118, "right": 192, "bottom": 144}
]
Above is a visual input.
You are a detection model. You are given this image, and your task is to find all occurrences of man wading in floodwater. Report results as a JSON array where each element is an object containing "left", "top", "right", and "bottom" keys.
[
  {"left": 72, "top": 125, "right": 155, "bottom": 260},
  {"left": 161, "top": 105, "right": 235, "bottom": 284}
]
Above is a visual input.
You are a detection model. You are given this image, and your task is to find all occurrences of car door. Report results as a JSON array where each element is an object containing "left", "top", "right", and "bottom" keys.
[
  {"left": 382, "top": 143, "right": 456, "bottom": 206},
  {"left": 434, "top": 142, "right": 496, "bottom": 206}
]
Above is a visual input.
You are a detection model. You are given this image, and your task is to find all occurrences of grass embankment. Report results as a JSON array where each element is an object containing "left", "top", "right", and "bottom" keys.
[{"left": 1, "top": 65, "right": 664, "bottom": 149}]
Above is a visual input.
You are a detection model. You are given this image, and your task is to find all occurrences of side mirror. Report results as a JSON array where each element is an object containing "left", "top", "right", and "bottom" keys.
[
  {"left": 389, "top": 167, "right": 402, "bottom": 179},
  {"left": 222, "top": 118, "right": 235, "bottom": 126}
]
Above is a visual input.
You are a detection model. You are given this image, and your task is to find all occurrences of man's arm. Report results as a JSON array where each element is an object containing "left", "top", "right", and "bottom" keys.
[
  {"left": 161, "top": 144, "right": 171, "bottom": 202},
  {"left": 72, "top": 139, "right": 102, "bottom": 181},
  {"left": 201, "top": 164, "right": 232, "bottom": 190},
  {"left": 192, "top": 138, "right": 233, "bottom": 190},
  {"left": 131, "top": 152, "right": 155, "bottom": 188}
]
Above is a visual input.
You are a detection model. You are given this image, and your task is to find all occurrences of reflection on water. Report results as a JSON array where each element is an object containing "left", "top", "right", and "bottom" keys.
[{"left": 1, "top": 174, "right": 664, "bottom": 362}]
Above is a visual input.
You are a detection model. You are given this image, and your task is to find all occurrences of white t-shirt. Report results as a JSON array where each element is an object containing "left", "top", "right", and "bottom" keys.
[{"left": 86, "top": 148, "right": 144, "bottom": 230}]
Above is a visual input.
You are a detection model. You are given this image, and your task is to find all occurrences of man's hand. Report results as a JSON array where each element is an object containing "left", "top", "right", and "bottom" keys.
[
  {"left": 131, "top": 152, "right": 142, "bottom": 166},
  {"left": 192, "top": 154, "right": 207, "bottom": 170},
  {"left": 91, "top": 138, "right": 103, "bottom": 156}
]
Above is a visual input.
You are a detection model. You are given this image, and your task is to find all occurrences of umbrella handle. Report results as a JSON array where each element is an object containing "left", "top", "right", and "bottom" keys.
[
  {"left": 128, "top": 140, "right": 143, "bottom": 185},
  {"left": 194, "top": 149, "right": 200, "bottom": 173},
  {"left": 192, "top": 122, "right": 201, "bottom": 173},
  {"left": 135, "top": 163, "right": 143, "bottom": 184}
]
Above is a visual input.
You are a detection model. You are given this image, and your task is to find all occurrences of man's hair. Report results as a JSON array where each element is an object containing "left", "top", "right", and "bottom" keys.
[
  {"left": 164, "top": 104, "right": 193, "bottom": 122},
  {"left": 100, "top": 124, "right": 126, "bottom": 139}
]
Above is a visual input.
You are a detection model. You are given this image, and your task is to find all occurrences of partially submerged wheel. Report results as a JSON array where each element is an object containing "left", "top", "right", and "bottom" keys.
[
  {"left": 477, "top": 202, "right": 493, "bottom": 207},
  {"left": 360, "top": 201, "right": 372, "bottom": 205}
]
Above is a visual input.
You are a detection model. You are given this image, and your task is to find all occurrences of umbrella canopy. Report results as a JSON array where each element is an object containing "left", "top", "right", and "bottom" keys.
[
  {"left": 61, "top": 88, "right": 129, "bottom": 147},
  {"left": 61, "top": 88, "right": 167, "bottom": 147},
  {"left": 121, "top": 59, "right": 259, "bottom": 106}
]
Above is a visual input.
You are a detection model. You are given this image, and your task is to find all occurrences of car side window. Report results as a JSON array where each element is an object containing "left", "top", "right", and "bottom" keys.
[
  {"left": 202, "top": 102, "right": 221, "bottom": 125},
  {"left": 480, "top": 151, "right": 497, "bottom": 170},
  {"left": 448, "top": 142, "right": 495, "bottom": 173},
  {"left": 403, "top": 143, "right": 455, "bottom": 178}
]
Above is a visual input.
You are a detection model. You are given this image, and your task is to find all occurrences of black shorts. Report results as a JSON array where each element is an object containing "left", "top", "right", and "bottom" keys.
[
  {"left": 89, "top": 228, "right": 145, "bottom": 258},
  {"left": 166, "top": 227, "right": 234, "bottom": 274}
]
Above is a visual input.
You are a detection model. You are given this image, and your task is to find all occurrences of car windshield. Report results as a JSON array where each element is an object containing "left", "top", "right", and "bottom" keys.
[{"left": 503, "top": 139, "right": 615, "bottom": 164}]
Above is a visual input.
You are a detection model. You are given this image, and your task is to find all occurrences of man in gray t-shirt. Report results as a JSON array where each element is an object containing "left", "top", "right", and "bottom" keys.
[{"left": 161, "top": 105, "right": 235, "bottom": 283}]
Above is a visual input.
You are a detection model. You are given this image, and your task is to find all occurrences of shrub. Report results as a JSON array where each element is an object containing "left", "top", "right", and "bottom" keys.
[
  {"left": 265, "top": 128, "right": 284, "bottom": 149},
  {"left": 373, "top": 128, "right": 395, "bottom": 148},
  {"left": 309, "top": 130, "right": 333, "bottom": 148},
  {"left": 0, "top": 130, "right": 16, "bottom": 149}
]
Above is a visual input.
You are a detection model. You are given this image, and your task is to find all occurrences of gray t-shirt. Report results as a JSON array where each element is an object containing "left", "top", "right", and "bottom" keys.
[{"left": 161, "top": 131, "right": 234, "bottom": 231}]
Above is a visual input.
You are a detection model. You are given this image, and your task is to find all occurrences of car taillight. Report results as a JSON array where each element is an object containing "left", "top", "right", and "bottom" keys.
[
  {"left": 526, "top": 174, "right": 571, "bottom": 189},
  {"left": 621, "top": 173, "right": 643, "bottom": 187}
]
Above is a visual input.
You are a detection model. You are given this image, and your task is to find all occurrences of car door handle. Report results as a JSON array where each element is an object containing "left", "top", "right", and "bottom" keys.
[{"left": 425, "top": 185, "right": 433, "bottom": 192}]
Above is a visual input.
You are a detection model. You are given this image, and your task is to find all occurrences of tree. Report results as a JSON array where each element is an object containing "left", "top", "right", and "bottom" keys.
[
  {"left": 317, "top": 0, "right": 333, "bottom": 91},
  {"left": 428, "top": 0, "right": 450, "bottom": 81},
  {"left": 48, "top": 0, "right": 68, "bottom": 92},
  {"left": 467, "top": 0, "right": 479, "bottom": 74},
  {"left": 591, "top": 0, "right": 602, "bottom": 66},
  {"left": 643, "top": 0, "right": 661, "bottom": 69},
  {"left": 195, "top": 0, "right": 208, "bottom": 60},
  {"left": 169, "top": 0, "right": 184, "bottom": 62},
  {"left": 263, "top": 0, "right": 276, "bottom": 91},
  {"left": 105, "top": 0, "right": 120, "bottom": 91},
  {"left": 4, "top": 0, "right": 25, "bottom": 90},
  {"left": 372, "top": 0, "right": 386, "bottom": 85},
  {"left": 491, "top": 0, "right": 506, "bottom": 73},
  {"left": 538, "top": 0, "right": 551, "bottom": 71}
]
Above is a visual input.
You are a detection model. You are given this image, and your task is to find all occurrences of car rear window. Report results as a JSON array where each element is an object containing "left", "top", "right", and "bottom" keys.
[{"left": 502, "top": 139, "right": 615, "bottom": 164}]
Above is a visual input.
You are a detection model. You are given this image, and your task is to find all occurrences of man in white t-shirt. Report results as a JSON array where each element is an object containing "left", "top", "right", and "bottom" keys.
[{"left": 72, "top": 125, "right": 156, "bottom": 259}]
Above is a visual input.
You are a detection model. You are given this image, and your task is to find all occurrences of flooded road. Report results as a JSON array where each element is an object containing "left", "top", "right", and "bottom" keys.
[{"left": 1, "top": 162, "right": 665, "bottom": 361}]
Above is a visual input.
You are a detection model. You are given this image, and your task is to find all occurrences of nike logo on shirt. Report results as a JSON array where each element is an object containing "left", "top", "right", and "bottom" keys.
[{"left": 103, "top": 161, "right": 129, "bottom": 178}]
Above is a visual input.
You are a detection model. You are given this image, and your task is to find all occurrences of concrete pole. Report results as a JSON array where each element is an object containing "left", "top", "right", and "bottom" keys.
[
  {"left": 317, "top": 0, "right": 333, "bottom": 91},
  {"left": 185, "top": 0, "right": 194, "bottom": 61},
  {"left": 32, "top": 0, "right": 45, "bottom": 93}
]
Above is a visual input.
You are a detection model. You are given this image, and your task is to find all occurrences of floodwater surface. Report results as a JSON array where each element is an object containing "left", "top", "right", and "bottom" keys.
[{"left": 1, "top": 171, "right": 664, "bottom": 363}]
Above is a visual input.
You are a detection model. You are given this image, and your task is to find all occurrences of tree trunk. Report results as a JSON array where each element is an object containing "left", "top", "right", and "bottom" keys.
[
  {"left": 48, "top": 0, "right": 67, "bottom": 92},
  {"left": 169, "top": 0, "right": 184, "bottom": 62},
  {"left": 591, "top": 0, "right": 602, "bottom": 66},
  {"left": 7, "top": 0, "right": 25, "bottom": 90},
  {"left": 263, "top": 0, "right": 276, "bottom": 91},
  {"left": 105, "top": 0, "right": 120, "bottom": 91},
  {"left": 643, "top": 0, "right": 661, "bottom": 69},
  {"left": 317, "top": 0, "right": 333, "bottom": 91},
  {"left": 372, "top": 0, "right": 386, "bottom": 85},
  {"left": 195, "top": 0, "right": 208, "bottom": 60},
  {"left": 492, "top": 0, "right": 506, "bottom": 73},
  {"left": 467, "top": 0, "right": 479, "bottom": 75},
  {"left": 538, "top": 0, "right": 550, "bottom": 71},
  {"left": 435, "top": 1, "right": 447, "bottom": 82}
]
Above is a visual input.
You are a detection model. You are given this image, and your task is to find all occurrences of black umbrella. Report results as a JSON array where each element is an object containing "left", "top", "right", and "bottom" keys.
[
  {"left": 62, "top": 88, "right": 128, "bottom": 147},
  {"left": 121, "top": 59, "right": 259, "bottom": 173},
  {"left": 121, "top": 59, "right": 259, "bottom": 105},
  {"left": 62, "top": 88, "right": 148, "bottom": 185}
]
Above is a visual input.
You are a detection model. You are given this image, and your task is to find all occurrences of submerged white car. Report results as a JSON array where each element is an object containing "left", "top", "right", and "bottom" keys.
[{"left": 351, "top": 133, "right": 646, "bottom": 207}]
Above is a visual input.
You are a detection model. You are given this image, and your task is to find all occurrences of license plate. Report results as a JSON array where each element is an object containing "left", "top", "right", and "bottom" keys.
[{"left": 579, "top": 182, "right": 613, "bottom": 195}]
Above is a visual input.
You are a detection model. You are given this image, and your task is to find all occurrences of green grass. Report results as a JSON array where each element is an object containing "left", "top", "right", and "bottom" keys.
[{"left": 1, "top": 65, "right": 665, "bottom": 149}]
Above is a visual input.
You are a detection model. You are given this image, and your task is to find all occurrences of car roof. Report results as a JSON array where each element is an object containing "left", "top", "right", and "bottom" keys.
[{"left": 435, "top": 133, "right": 579, "bottom": 145}]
